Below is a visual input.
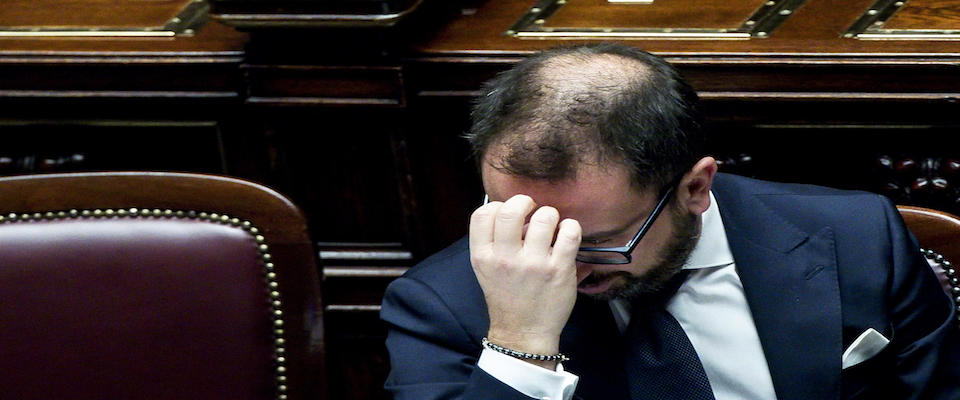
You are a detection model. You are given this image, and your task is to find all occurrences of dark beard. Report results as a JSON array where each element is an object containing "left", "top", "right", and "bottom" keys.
[{"left": 581, "top": 209, "right": 700, "bottom": 301}]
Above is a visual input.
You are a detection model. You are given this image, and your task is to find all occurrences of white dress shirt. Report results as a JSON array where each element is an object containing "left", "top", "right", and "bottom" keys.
[{"left": 478, "top": 192, "right": 778, "bottom": 400}]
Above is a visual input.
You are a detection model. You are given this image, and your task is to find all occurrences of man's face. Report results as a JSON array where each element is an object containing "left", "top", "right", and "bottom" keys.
[{"left": 481, "top": 156, "right": 701, "bottom": 301}]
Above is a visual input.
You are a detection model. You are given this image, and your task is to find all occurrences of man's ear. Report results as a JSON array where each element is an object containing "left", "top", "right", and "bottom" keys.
[{"left": 677, "top": 157, "right": 717, "bottom": 215}]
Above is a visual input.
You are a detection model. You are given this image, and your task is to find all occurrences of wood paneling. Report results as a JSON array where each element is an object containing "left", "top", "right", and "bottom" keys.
[
  {"left": 246, "top": 65, "right": 405, "bottom": 107},
  {"left": 547, "top": 0, "right": 763, "bottom": 29},
  {"left": 885, "top": 0, "right": 960, "bottom": 29},
  {"left": 1, "top": 0, "right": 194, "bottom": 28},
  {"left": 415, "top": 0, "right": 960, "bottom": 53}
]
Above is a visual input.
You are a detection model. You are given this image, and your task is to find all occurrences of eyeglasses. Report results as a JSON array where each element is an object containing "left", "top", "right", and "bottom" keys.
[
  {"left": 480, "top": 183, "right": 677, "bottom": 265},
  {"left": 575, "top": 185, "right": 675, "bottom": 264}
]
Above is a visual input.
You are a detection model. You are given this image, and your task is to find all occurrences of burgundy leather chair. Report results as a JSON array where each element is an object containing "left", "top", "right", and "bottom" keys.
[
  {"left": 0, "top": 172, "right": 324, "bottom": 400},
  {"left": 898, "top": 205, "right": 960, "bottom": 323}
]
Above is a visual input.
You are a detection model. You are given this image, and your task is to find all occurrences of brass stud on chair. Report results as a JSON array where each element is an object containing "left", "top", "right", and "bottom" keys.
[{"left": 924, "top": 248, "right": 960, "bottom": 329}]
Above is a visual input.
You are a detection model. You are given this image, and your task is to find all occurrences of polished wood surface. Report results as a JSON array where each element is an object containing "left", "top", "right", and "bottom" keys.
[
  {"left": 898, "top": 205, "right": 960, "bottom": 265},
  {"left": 418, "top": 0, "right": 960, "bottom": 54},
  {"left": 886, "top": 0, "right": 960, "bottom": 30},
  {"left": 547, "top": 0, "right": 760, "bottom": 29},
  {"left": 210, "top": 0, "right": 425, "bottom": 28},
  {"left": 0, "top": 21, "right": 246, "bottom": 53},
  {"left": 2, "top": 0, "right": 194, "bottom": 28}
]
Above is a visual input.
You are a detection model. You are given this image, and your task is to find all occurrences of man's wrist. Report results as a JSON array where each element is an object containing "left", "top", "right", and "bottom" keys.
[
  {"left": 486, "top": 329, "right": 561, "bottom": 354},
  {"left": 482, "top": 337, "right": 568, "bottom": 370}
]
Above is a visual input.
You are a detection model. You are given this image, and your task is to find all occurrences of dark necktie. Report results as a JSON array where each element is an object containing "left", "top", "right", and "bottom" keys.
[{"left": 625, "top": 270, "right": 715, "bottom": 400}]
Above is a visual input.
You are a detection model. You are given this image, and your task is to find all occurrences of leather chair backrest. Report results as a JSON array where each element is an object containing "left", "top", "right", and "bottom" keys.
[
  {"left": 898, "top": 205, "right": 960, "bottom": 265},
  {"left": 0, "top": 172, "right": 324, "bottom": 400},
  {"left": 897, "top": 205, "right": 960, "bottom": 323}
]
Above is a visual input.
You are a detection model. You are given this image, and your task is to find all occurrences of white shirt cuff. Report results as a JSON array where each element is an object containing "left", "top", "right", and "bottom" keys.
[{"left": 477, "top": 348, "right": 579, "bottom": 400}]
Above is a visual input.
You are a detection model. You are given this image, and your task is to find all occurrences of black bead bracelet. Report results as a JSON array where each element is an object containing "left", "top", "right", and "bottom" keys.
[{"left": 481, "top": 337, "right": 570, "bottom": 363}]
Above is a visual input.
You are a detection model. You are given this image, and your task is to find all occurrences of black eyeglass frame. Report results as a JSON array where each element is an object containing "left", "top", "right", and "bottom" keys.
[
  {"left": 574, "top": 184, "right": 676, "bottom": 264},
  {"left": 480, "top": 179, "right": 679, "bottom": 265}
]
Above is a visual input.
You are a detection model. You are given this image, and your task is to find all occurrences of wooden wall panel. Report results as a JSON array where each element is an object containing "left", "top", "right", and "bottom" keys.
[
  {"left": 883, "top": 0, "right": 960, "bottom": 29},
  {"left": 259, "top": 110, "right": 414, "bottom": 246},
  {"left": 1, "top": 0, "right": 194, "bottom": 28},
  {"left": 547, "top": 0, "right": 760, "bottom": 29}
]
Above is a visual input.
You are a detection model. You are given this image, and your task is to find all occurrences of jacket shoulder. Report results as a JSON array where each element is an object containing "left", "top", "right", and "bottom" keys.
[
  {"left": 384, "top": 237, "right": 487, "bottom": 338},
  {"left": 713, "top": 173, "right": 892, "bottom": 228},
  {"left": 403, "top": 237, "right": 473, "bottom": 287}
]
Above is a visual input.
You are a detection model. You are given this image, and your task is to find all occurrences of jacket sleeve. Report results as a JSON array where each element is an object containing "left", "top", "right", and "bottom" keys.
[
  {"left": 880, "top": 197, "right": 960, "bottom": 399},
  {"left": 381, "top": 276, "right": 536, "bottom": 400}
]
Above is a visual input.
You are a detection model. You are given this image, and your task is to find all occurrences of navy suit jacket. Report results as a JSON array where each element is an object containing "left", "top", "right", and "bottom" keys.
[{"left": 381, "top": 173, "right": 960, "bottom": 399}]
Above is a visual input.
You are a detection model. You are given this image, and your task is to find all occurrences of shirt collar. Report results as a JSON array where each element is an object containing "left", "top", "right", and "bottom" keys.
[{"left": 682, "top": 191, "right": 735, "bottom": 270}]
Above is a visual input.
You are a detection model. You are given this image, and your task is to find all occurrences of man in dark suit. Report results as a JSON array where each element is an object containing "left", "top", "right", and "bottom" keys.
[{"left": 380, "top": 43, "right": 960, "bottom": 399}]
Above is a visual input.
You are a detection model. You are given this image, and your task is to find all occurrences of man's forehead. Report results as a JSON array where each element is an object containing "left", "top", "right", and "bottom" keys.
[{"left": 481, "top": 158, "right": 655, "bottom": 218}]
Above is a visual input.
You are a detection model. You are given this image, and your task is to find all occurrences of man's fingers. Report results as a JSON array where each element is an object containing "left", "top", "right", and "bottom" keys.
[
  {"left": 493, "top": 195, "right": 537, "bottom": 254},
  {"left": 469, "top": 201, "right": 501, "bottom": 252},
  {"left": 551, "top": 218, "right": 582, "bottom": 265},
  {"left": 523, "top": 206, "right": 560, "bottom": 258}
]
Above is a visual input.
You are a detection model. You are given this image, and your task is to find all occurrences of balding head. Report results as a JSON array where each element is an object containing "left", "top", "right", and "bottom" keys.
[{"left": 466, "top": 43, "right": 703, "bottom": 191}]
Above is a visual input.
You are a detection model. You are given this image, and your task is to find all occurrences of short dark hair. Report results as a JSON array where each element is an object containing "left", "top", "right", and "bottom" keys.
[{"left": 465, "top": 43, "right": 704, "bottom": 191}]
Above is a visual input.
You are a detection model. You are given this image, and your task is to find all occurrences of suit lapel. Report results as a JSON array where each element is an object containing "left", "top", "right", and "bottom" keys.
[{"left": 713, "top": 176, "right": 843, "bottom": 400}]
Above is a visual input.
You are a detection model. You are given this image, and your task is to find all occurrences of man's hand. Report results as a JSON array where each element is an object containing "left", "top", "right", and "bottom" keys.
[{"left": 469, "top": 194, "right": 582, "bottom": 369}]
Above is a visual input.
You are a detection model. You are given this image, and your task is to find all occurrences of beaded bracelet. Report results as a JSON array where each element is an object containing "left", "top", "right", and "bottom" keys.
[{"left": 481, "top": 337, "right": 570, "bottom": 362}]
